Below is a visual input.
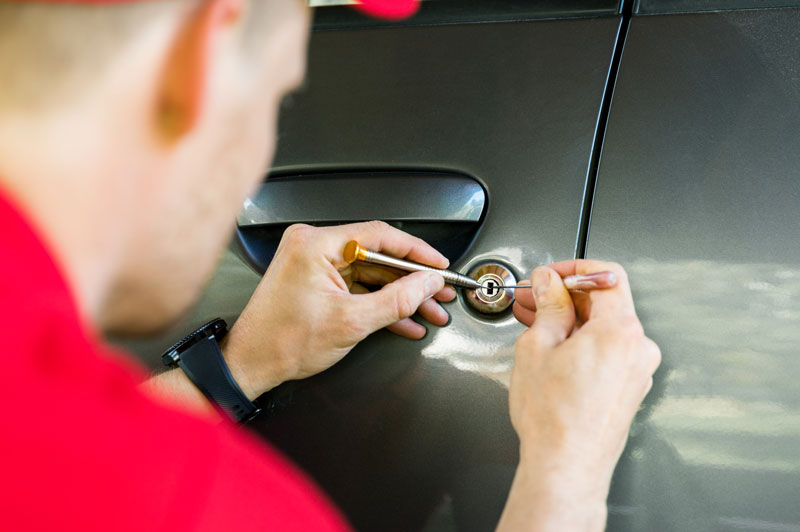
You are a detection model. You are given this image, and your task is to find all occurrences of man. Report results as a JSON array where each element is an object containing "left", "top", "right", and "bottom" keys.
[{"left": 0, "top": 0, "right": 660, "bottom": 530}]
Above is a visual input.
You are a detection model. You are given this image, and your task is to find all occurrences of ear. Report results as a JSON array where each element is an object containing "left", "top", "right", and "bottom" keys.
[{"left": 155, "top": 0, "right": 244, "bottom": 143}]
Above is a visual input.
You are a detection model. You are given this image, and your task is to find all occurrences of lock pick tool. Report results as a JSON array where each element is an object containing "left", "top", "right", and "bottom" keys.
[{"left": 343, "top": 241, "right": 617, "bottom": 292}]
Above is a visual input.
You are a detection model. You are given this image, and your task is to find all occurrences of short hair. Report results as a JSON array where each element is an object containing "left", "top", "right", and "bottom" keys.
[{"left": 0, "top": 0, "right": 272, "bottom": 113}]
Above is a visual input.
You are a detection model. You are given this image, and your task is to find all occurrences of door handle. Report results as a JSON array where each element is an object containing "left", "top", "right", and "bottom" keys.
[
  {"left": 238, "top": 171, "right": 485, "bottom": 226},
  {"left": 235, "top": 171, "right": 487, "bottom": 272}
]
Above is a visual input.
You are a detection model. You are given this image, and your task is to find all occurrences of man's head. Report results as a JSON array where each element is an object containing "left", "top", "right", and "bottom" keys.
[
  {"left": 0, "top": 0, "right": 311, "bottom": 335},
  {"left": 0, "top": 0, "right": 417, "bottom": 337}
]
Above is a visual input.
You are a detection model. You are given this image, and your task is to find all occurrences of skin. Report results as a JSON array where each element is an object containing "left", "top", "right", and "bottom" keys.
[
  {"left": 500, "top": 261, "right": 661, "bottom": 531},
  {"left": 0, "top": 0, "right": 660, "bottom": 529}
]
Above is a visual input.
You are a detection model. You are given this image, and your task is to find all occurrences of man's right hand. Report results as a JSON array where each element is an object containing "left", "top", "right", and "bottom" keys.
[
  {"left": 219, "top": 221, "right": 454, "bottom": 402},
  {"left": 498, "top": 260, "right": 661, "bottom": 532}
]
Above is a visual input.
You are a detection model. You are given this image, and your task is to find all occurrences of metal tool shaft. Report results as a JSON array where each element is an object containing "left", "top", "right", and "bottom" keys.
[
  {"left": 343, "top": 241, "right": 616, "bottom": 292},
  {"left": 494, "top": 271, "right": 617, "bottom": 291},
  {"left": 344, "top": 240, "right": 481, "bottom": 289}
]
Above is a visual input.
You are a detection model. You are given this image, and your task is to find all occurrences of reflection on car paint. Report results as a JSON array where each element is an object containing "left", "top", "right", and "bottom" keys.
[
  {"left": 606, "top": 258, "right": 800, "bottom": 531},
  {"left": 422, "top": 312, "right": 517, "bottom": 385}
]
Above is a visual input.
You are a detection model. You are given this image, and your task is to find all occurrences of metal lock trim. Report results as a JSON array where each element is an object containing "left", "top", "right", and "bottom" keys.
[{"left": 463, "top": 263, "right": 517, "bottom": 315}]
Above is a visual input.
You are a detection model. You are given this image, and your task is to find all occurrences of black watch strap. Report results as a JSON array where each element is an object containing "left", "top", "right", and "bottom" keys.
[{"left": 162, "top": 319, "right": 261, "bottom": 423}]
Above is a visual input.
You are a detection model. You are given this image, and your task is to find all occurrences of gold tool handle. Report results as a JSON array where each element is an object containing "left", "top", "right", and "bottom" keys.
[{"left": 343, "top": 240, "right": 481, "bottom": 289}]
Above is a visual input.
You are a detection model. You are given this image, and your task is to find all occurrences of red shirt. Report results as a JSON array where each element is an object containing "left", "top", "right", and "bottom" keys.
[{"left": 0, "top": 190, "right": 350, "bottom": 531}]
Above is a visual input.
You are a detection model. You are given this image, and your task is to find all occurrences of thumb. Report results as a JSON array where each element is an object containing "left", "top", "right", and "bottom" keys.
[
  {"left": 357, "top": 271, "right": 445, "bottom": 333},
  {"left": 522, "top": 266, "right": 576, "bottom": 350}
]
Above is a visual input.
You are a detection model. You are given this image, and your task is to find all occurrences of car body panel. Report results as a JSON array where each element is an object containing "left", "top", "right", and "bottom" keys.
[
  {"left": 588, "top": 8, "right": 800, "bottom": 531},
  {"left": 125, "top": 12, "right": 623, "bottom": 531},
  {"left": 123, "top": 4, "right": 800, "bottom": 531},
  {"left": 257, "top": 17, "right": 623, "bottom": 531}
]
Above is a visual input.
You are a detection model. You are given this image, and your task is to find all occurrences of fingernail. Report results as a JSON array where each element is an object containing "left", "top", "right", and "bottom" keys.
[
  {"left": 532, "top": 268, "right": 552, "bottom": 300},
  {"left": 440, "top": 307, "right": 452, "bottom": 326},
  {"left": 424, "top": 273, "right": 443, "bottom": 299}
]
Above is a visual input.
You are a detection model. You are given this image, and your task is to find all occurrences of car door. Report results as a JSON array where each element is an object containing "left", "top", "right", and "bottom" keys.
[
  {"left": 124, "top": 1, "right": 624, "bottom": 530},
  {"left": 588, "top": 1, "right": 800, "bottom": 530}
]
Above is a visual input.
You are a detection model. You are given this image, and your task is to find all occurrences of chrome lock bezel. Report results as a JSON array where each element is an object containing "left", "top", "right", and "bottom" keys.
[
  {"left": 464, "top": 263, "right": 517, "bottom": 315},
  {"left": 476, "top": 273, "right": 505, "bottom": 303}
]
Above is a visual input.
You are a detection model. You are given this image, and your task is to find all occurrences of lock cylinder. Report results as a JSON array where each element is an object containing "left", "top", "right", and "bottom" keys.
[{"left": 463, "top": 263, "right": 517, "bottom": 315}]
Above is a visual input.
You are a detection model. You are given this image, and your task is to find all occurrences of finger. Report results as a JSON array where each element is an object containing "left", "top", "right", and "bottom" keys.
[
  {"left": 513, "top": 280, "right": 535, "bottom": 311},
  {"left": 570, "top": 290, "right": 592, "bottom": 324},
  {"left": 349, "top": 282, "right": 369, "bottom": 295},
  {"left": 348, "top": 265, "right": 456, "bottom": 297},
  {"left": 351, "top": 267, "right": 455, "bottom": 306},
  {"left": 512, "top": 300, "right": 536, "bottom": 327},
  {"left": 350, "top": 283, "right": 433, "bottom": 339},
  {"left": 416, "top": 298, "right": 450, "bottom": 326},
  {"left": 642, "top": 377, "right": 654, "bottom": 399},
  {"left": 547, "top": 259, "right": 635, "bottom": 320},
  {"left": 325, "top": 221, "right": 449, "bottom": 270},
  {"left": 349, "top": 264, "right": 401, "bottom": 286},
  {"left": 434, "top": 285, "right": 457, "bottom": 302},
  {"left": 546, "top": 259, "right": 599, "bottom": 277},
  {"left": 352, "top": 271, "right": 445, "bottom": 334},
  {"left": 518, "top": 266, "right": 576, "bottom": 351},
  {"left": 641, "top": 336, "right": 662, "bottom": 376},
  {"left": 386, "top": 318, "right": 427, "bottom": 340}
]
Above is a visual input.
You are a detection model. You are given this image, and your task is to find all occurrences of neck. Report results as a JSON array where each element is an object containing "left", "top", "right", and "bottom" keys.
[
  {"left": 0, "top": 105, "right": 135, "bottom": 326},
  {"left": 0, "top": 15, "right": 186, "bottom": 332}
]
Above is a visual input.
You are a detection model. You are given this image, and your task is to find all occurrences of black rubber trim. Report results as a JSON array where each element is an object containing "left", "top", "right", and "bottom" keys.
[
  {"left": 635, "top": 0, "right": 800, "bottom": 15},
  {"left": 575, "top": 0, "right": 633, "bottom": 259},
  {"left": 313, "top": 0, "right": 621, "bottom": 31}
]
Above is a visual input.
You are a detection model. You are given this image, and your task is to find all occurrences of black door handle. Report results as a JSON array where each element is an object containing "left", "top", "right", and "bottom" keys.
[{"left": 235, "top": 171, "right": 487, "bottom": 273}]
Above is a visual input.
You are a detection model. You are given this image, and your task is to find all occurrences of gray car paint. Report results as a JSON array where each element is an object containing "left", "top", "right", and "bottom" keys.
[
  {"left": 126, "top": 3, "right": 800, "bottom": 531},
  {"left": 255, "top": 17, "right": 622, "bottom": 531},
  {"left": 589, "top": 8, "right": 800, "bottom": 531},
  {"left": 124, "top": 13, "right": 624, "bottom": 531}
]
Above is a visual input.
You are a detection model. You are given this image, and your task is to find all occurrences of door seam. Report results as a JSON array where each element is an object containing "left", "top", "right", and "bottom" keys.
[{"left": 575, "top": 0, "right": 633, "bottom": 259}]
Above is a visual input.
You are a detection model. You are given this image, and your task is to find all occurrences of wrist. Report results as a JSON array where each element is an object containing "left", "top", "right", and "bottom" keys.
[
  {"left": 141, "top": 368, "right": 220, "bottom": 418},
  {"left": 500, "top": 462, "right": 608, "bottom": 532},
  {"left": 219, "top": 323, "right": 289, "bottom": 400},
  {"left": 518, "top": 443, "right": 612, "bottom": 508}
]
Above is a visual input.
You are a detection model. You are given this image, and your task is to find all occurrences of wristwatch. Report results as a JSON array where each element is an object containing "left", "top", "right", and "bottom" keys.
[{"left": 161, "top": 318, "right": 262, "bottom": 423}]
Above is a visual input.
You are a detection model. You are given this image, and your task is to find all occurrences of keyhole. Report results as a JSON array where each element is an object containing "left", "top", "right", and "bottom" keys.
[
  {"left": 485, "top": 280, "right": 497, "bottom": 296},
  {"left": 467, "top": 267, "right": 516, "bottom": 314}
]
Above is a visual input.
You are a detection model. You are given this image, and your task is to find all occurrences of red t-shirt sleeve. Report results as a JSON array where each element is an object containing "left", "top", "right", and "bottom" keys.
[
  {"left": 3, "top": 335, "right": 351, "bottom": 532},
  {"left": 194, "top": 424, "right": 350, "bottom": 532},
  {"left": 0, "top": 188, "right": 350, "bottom": 532}
]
